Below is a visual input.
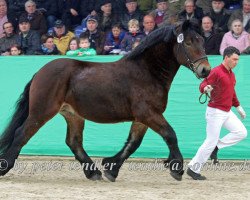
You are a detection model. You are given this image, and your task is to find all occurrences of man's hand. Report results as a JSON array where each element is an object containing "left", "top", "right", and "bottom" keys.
[
  {"left": 237, "top": 106, "right": 246, "bottom": 119},
  {"left": 204, "top": 85, "right": 213, "bottom": 93}
]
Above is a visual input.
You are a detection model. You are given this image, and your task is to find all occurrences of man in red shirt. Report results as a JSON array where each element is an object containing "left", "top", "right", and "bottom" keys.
[{"left": 187, "top": 46, "right": 247, "bottom": 180}]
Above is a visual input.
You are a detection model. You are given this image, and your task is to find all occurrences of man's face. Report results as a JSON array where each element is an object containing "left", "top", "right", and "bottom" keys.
[
  {"left": 3, "top": 22, "right": 14, "bottom": 35},
  {"left": 143, "top": 16, "right": 155, "bottom": 32},
  {"left": 212, "top": 1, "right": 224, "bottom": 13},
  {"left": 19, "top": 22, "right": 31, "bottom": 33},
  {"left": 87, "top": 20, "right": 98, "bottom": 32},
  {"left": 126, "top": 2, "right": 137, "bottom": 13},
  {"left": 243, "top": 1, "right": 250, "bottom": 14},
  {"left": 202, "top": 17, "right": 213, "bottom": 32},
  {"left": 0, "top": 0, "right": 7, "bottom": 16},
  {"left": 185, "top": 2, "right": 195, "bottom": 14},
  {"left": 226, "top": 53, "right": 239, "bottom": 70},
  {"left": 54, "top": 26, "right": 65, "bottom": 36},
  {"left": 25, "top": 3, "right": 36, "bottom": 14},
  {"left": 157, "top": 2, "right": 168, "bottom": 12},
  {"left": 101, "top": 3, "right": 112, "bottom": 14}
]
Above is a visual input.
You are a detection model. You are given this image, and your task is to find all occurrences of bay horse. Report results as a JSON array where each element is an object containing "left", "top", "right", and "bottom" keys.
[{"left": 0, "top": 20, "right": 211, "bottom": 182}]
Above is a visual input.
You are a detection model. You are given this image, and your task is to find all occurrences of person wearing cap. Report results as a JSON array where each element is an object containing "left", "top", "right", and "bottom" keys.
[
  {"left": 17, "top": 16, "right": 41, "bottom": 55},
  {"left": 228, "top": 0, "right": 250, "bottom": 32},
  {"left": 19, "top": 0, "right": 47, "bottom": 35},
  {"left": 149, "top": 0, "right": 178, "bottom": 28},
  {"left": 206, "top": 0, "right": 230, "bottom": 34},
  {"left": 79, "top": 15, "right": 105, "bottom": 55},
  {"left": 52, "top": 19, "right": 75, "bottom": 55},
  {"left": 119, "top": 0, "right": 144, "bottom": 31}
]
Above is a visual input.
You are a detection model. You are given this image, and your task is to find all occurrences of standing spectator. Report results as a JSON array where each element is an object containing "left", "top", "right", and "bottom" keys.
[
  {"left": 220, "top": 19, "right": 249, "bottom": 54},
  {"left": 119, "top": 0, "right": 144, "bottom": 31},
  {"left": 207, "top": 0, "right": 230, "bottom": 34},
  {"left": 9, "top": 44, "right": 22, "bottom": 55},
  {"left": 120, "top": 19, "right": 145, "bottom": 54},
  {"left": 201, "top": 16, "right": 223, "bottom": 55},
  {"left": 0, "top": 21, "right": 19, "bottom": 55},
  {"left": 17, "top": 16, "right": 41, "bottom": 55},
  {"left": 97, "top": 0, "right": 118, "bottom": 33},
  {"left": 142, "top": 14, "right": 156, "bottom": 35},
  {"left": 58, "top": 0, "right": 81, "bottom": 31},
  {"left": 51, "top": 19, "right": 75, "bottom": 55},
  {"left": 228, "top": 0, "right": 250, "bottom": 32},
  {"left": 40, "top": 34, "right": 59, "bottom": 55},
  {"left": 103, "top": 23, "right": 125, "bottom": 54},
  {"left": 19, "top": 0, "right": 47, "bottom": 35},
  {"left": 34, "top": 0, "right": 58, "bottom": 29},
  {"left": 149, "top": 0, "right": 177, "bottom": 28},
  {"left": 178, "top": 0, "right": 204, "bottom": 24},
  {"left": 79, "top": 16, "right": 105, "bottom": 55}
]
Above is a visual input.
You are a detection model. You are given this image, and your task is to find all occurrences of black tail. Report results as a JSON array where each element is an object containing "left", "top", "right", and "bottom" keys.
[{"left": 0, "top": 78, "right": 33, "bottom": 154}]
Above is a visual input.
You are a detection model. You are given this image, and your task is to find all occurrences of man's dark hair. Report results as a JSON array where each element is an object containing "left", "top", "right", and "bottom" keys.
[{"left": 223, "top": 46, "right": 240, "bottom": 59}]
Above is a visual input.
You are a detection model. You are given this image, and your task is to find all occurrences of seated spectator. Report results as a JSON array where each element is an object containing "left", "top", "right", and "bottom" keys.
[
  {"left": 201, "top": 16, "right": 223, "bottom": 55},
  {"left": 51, "top": 20, "right": 75, "bottom": 55},
  {"left": 97, "top": 0, "right": 118, "bottom": 33},
  {"left": 196, "top": 0, "right": 212, "bottom": 14},
  {"left": 0, "top": 22, "right": 19, "bottom": 55},
  {"left": 0, "top": 0, "right": 18, "bottom": 38},
  {"left": 178, "top": 0, "right": 204, "bottom": 24},
  {"left": 228, "top": 0, "right": 250, "bottom": 32},
  {"left": 137, "top": 0, "right": 155, "bottom": 14},
  {"left": 142, "top": 14, "right": 156, "bottom": 35},
  {"left": 168, "top": 0, "right": 185, "bottom": 14},
  {"left": 9, "top": 44, "right": 22, "bottom": 55},
  {"left": 58, "top": 0, "right": 81, "bottom": 31},
  {"left": 40, "top": 34, "right": 59, "bottom": 55},
  {"left": 79, "top": 16, "right": 105, "bottom": 55},
  {"left": 119, "top": 0, "right": 144, "bottom": 31},
  {"left": 34, "top": 0, "right": 58, "bottom": 28},
  {"left": 120, "top": 19, "right": 145, "bottom": 54},
  {"left": 149, "top": 0, "right": 177, "bottom": 28},
  {"left": 220, "top": 19, "right": 250, "bottom": 55},
  {"left": 207, "top": 0, "right": 230, "bottom": 34},
  {"left": 103, "top": 23, "right": 125, "bottom": 54},
  {"left": 17, "top": 16, "right": 41, "bottom": 55},
  {"left": 66, "top": 37, "right": 80, "bottom": 56},
  {"left": 19, "top": 0, "right": 47, "bottom": 35}
]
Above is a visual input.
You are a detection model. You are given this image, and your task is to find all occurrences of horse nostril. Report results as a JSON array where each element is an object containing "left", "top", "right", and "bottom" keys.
[{"left": 201, "top": 67, "right": 210, "bottom": 78}]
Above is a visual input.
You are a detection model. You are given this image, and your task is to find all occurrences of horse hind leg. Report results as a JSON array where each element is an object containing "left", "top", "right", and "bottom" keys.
[
  {"left": 102, "top": 121, "right": 148, "bottom": 182},
  {"left": 60, "top": 104, "right": 102, "bottom": 181}
]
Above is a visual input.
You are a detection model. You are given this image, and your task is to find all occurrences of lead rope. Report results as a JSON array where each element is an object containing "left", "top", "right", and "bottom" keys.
[{"left": 199, "top": 77, "right": 210, "bottom": 104}]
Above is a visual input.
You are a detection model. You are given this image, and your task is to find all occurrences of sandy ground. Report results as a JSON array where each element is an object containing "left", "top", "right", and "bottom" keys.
[{"left": 0, "top": 156, "right": 250, "bottom": 200}]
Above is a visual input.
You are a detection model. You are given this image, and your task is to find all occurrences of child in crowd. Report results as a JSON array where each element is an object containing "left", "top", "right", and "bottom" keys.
[
  {"left": 9, "top": 45, "right": 22, "bottom": 56},
  {"left": 40, "top": 34, "right": 59, "bottom": 55},
  {"left": 66, "top": 37, "right": 80, "bottom": 56},
  {"left": 104, "top": 23, "right": 125, "bottom": 55},
  {"left": 66, "top": 36, "right": 96, "bottom": 56},
  {"left": 120, "top": 19, "right": 145, "bottom": 55}
]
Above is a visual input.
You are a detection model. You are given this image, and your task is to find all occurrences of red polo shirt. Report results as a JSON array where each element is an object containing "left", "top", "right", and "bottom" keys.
[{"left": 200, "top": 64, "right": 240, "bottom": 112}]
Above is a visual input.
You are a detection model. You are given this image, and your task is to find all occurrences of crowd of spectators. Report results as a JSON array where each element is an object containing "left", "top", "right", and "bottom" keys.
[{"left": 1, "top": 0, "right": 250, "bottom": 56}]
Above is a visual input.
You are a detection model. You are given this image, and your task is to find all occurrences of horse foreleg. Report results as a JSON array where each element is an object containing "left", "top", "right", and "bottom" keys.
[
  {"left": 140, "top": 111, "right": 184, "bottom": 181},
  {"left": 102, "top": 121, "right": 148, "bottom": 182},
  {"left": 61, "top": 109, "right": 102, "bottom": 181}
]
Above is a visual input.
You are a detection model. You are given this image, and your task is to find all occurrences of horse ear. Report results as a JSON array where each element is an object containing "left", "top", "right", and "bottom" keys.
[{"left": 181, "top": 20, "right": 191, "bottom": 32}]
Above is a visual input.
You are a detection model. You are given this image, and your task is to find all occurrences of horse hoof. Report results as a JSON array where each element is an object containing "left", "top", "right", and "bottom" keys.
[
  {"left": 104, "top": 171, "right": 116, "bottom": 182},
  {"left": 170, "top": 171, "right": 182, "bottom": 181},
  {"left": 89, "top": 173, "right": 103, "bottom": 181}
]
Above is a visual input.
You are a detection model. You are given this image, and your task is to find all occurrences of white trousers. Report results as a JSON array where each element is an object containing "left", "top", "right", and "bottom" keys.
[{"left": 188, "top": 107, "right": 247, "bottom": 173}]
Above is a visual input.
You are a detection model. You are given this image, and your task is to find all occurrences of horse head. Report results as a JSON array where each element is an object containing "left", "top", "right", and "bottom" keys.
[{"left": 173, "top": 19, "right": 211, "bottom": 78}]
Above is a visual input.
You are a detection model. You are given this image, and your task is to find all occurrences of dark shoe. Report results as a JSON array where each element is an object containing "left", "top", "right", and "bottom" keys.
[
  {"left": 187, "top": 168, "right": 206, "bottom": 180},
  {"left": 210, "top": 146, "right": 219, "bottom": 164}
]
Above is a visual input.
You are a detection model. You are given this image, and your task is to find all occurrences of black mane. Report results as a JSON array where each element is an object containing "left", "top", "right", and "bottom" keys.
[{"left": 125, "top": 25, "right": 175, "bottom": 60}]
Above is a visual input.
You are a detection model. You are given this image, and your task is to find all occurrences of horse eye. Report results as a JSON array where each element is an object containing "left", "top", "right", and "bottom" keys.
[{"left": 185, "top": 40, "right": 192, "bottom": 46}]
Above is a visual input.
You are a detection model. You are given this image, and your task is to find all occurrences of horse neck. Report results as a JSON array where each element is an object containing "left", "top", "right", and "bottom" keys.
[{"left": 143, "top": 42, "right": 180, "bottom": 90}]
